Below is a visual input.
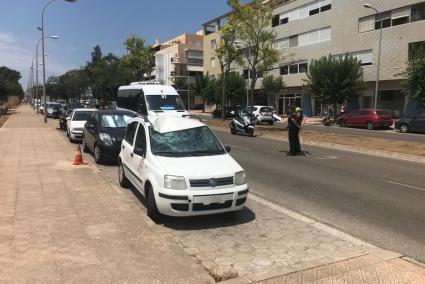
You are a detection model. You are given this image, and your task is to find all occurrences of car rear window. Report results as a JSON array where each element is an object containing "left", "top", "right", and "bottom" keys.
[{"left": 73, "top": 111, "right": 93, "bottom": 121}]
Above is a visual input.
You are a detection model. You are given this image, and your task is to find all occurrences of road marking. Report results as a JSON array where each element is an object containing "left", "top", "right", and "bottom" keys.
[
  {"left": 228, "top": 144, "right": 252, "bottom": 152},
  {"left": 383, "top": 180, "right": 425, "bottom": 192},
  {"left": 316, "top": 156, "right": 339, "bottom": 160}
]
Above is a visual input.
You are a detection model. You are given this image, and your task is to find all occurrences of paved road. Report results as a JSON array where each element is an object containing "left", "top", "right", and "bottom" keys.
[
  {"left": 214, "top": 130, "right": 425, "bottom": 263},
  {"left": 202, "top": 115, "right": 425, "bottom": 143}
]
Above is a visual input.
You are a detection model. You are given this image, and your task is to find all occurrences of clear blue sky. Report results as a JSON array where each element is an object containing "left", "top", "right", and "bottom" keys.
[{"left": 0, "top": 0, "right": 239, "bottom": 88}]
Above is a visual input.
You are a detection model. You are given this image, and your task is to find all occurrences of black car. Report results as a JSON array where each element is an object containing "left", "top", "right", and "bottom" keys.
[
  {"left": 395, "top": 110, "right": 425, "bottom": 133},
  {"left": 212, "top": 107, "right": 240, "bottom": 119},
  {"left": 82, "top": 109, "right": 135, "bottom": 164}
]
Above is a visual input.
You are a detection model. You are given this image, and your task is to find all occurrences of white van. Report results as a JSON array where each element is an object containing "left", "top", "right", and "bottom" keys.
[
  {"left": 117, "top": 81, "right": 189, "bottom": 117},
  {"left": 118, "top": 115, "right": 249, "bottom": 221}
]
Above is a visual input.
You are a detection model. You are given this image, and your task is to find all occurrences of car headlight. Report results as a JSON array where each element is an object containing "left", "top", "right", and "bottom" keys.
[
  {"left": 164, "top": 175, "right": 187, "bottom": 190},
  {"left": 235, "top": 171, "right": 246, "bottom": 186},
  {"left": 99, "top": 133, "right": 113, "bottom": 146}
]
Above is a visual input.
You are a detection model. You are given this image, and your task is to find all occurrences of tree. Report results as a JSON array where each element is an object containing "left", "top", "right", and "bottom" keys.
[
  {"left": 122, "top": 35, "right": 155, "bottom": 81},
  {"left": 192, "top": 73, "right": 211, "bottom": 112},
  {"left": 229, "top": 0, "right": 281, "bottom": 105},
  {"left": 0, "top": 66, "right": 23, "bottom": 102},
  {"left": 262, "top": 74, "right": 285, "bottom": 107},
  {"left": 218, "top": 72, "right": 246, "bottom": 106},
  {"left": 403, "top": 55, "right": 425, "bottom": 105},
  {"left": 215, "top": 15, "right": 243, "bottom": 119},
  {"left": 304, "top": 54, "right": 365, "bottom": 121}
]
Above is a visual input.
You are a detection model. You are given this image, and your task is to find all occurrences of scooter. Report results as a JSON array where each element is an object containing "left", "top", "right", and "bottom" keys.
[
  {"left": 322, "top": 112, "right": 331, "bottom": 126},
  {"left": 230, "top": 111, "right": 255, "bottom": 137}
]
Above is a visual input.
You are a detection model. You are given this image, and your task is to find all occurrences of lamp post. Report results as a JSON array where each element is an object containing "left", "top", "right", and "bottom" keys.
[
  {"left": 35, "top": 36, "right": 58, "bottom": 113},
  {"left": 40, "top": 0, "right": 76, "bottom": 123},
  {"left": 363, "top": 3, "right": 382, "bottom": 109}
]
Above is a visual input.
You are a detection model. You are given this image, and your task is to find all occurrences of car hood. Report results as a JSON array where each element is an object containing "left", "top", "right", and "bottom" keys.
[
  {"left": 155, "top": 154, "right": 243, "bottom": 179},
  {"left": 70, "top": 121, "right": 86, "bottom": 129}
]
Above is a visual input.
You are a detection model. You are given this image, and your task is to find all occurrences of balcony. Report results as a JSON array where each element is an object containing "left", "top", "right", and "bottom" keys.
[{"left": 171, "top": 57, "right": 204, "bottom": 66}]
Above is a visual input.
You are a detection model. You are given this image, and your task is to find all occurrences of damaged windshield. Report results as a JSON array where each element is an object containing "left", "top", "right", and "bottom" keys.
[{"left": 150, "top": 126, "right": 225, "bottom": 157}]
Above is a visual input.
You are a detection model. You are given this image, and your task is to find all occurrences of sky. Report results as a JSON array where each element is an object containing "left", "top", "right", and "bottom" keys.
[{"left": 0, "top": 0, "right": 239, "bottom": 89}]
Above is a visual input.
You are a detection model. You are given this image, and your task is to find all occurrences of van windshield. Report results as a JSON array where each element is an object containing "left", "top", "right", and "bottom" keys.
[
  {"left": 150, "top": 126, "right": 225, "bottom": 157},
  {"left": 146, "top": 95, "right": 185, "bottom": 111}
]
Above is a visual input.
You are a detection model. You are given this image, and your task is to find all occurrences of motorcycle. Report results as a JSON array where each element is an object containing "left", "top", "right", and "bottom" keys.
[
  {"left": 230, "top": 111, "right": 255, "bottom": 137},
  {"left": 323, "top": 112, "right": 331, "bottom": 126}
]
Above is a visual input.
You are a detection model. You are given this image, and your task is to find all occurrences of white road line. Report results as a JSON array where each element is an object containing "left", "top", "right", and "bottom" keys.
[
  {"left": 383, "top": 180, "right": 425, "bottom": 192},
  {"left": 316, "top": 156, "right": 339, "bottom": 160},
  {"left": 228, "top": 144, "right": 252, "bottom": 152}
]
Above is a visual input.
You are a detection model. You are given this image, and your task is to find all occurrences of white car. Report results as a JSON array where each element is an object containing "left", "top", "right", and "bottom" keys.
[
  {"left": 118, "top": 115, "right": 249, "bottom": 221},
  {"left": 242, "top": 105, "right": 276, "bottom": 125},
  {"left": 66, "top": 108, "right": 97, "bottom": 143}
]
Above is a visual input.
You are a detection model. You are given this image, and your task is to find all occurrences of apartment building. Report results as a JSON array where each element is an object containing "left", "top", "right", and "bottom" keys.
[
  {"left": 153, "top": 32, "right": 204, "bottom": 108},
  {"left": 203, "top": 0, "right": 425, "bottom": 117}
]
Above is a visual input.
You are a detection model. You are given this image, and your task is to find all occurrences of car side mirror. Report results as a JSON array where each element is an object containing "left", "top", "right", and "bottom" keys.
[{"left": 224, "top": 145, "right": 231, "bottom": 153}]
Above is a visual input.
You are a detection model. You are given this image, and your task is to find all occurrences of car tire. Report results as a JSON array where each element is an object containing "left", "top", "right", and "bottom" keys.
[
  {"left": 146, "top": 186, "right": 161, "bottom": 223},
  {"left": 94, "top": 145, "right": 104, "bottom": 164},
  {"left": 340, "top": 120, "right": 346, "bottom": 127},
  {"left": 66, "top": 129, "right": 70, "bottom": 137},
  {"left": 366, "top": 121, "right": 375, "bottom": 130},
  {"left": 68, "top": 134, "right": 74, "bottom": 143},
  {"left": 118, "top": 161, "right": 131, "bottom": 188},
  {"left": 82, "top": 136, "right": 89, "bottom": 153},
  {"left": 400, "top": 124, "right": 409, "bottom": 133}
]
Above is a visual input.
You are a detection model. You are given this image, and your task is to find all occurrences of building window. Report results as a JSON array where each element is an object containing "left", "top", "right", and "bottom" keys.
[
  {"left": 391, "top": 6, "right": 410, "bottom": 26},
  {"left": 210, "top": 57, "right": 216, "bottom": 68},
  {"left": 289, "top": 35, "right": 298, "bottom": 47},
  {"left": 359, "top": 15, "right": 375, "bottom": 32},
  {"left": 412, "top": 2, "right": 425, "bottom": 22},
  {"left": 289, "top": 64, "right": 299, "bottom": 74},
  {"left": 334, "top": 50, "right": 373, "bottom": 66},
  {"left": 273, "top": 0, "right": 332, "bottom": 27},
  {"left": 409, "top": 41, "right": 425, "bottom": 59},
  {"left": 280, "top": 65, "right": 289, "bottom": 75},
  {"left": 274, "top": 37, "right": 289, "bottom": 49},
  {"left": 243, "top": 69, "right": 253, "bottom": 79},
  {"left": 211, "top": 40, "right": 217, "bottom": 50},
  {"left": 296, "top": 27, "right": 331, "bottom": 47},
  {"left": 375, "top": 12, "right": 391, "bottom": 29},
  {"left": 299, "top": 62, "right": 308, "bottom": 73}
]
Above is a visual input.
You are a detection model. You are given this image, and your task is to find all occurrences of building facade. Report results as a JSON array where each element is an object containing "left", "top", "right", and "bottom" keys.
[
  {"left": 153, "top": 32, "right": 204, "bottom": 108},
  {"left": 203, "top": 0, "right": 425, "bottom": 117}
]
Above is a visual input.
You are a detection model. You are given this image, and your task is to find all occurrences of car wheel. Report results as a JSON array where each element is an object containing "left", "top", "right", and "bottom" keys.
[
  {"left": 340, "top": 120, "right": 346, "bottom": 127},
  {"left": 66, "top": 129, "right": 70, "bottom": 137},
  {"left": 146, "top": 186, "right": 161, "bottom": 223},
  {"left": 118, "top": 161, "right": 131, "bottom": 188},
  {"left": 68, "top": 134, "right": 74, "bottom": 143},
  {"left": 94, "top": 145, "right": 104, "bottom": 164},
  {"left": 400, "top": 124, "right": 409, "bottom": 133},
  {"left": 366, "top": 121, "right": 375, "bottom": 130},
  {"left": 82, "top": 136, "right": 89, "bottom": 153}
]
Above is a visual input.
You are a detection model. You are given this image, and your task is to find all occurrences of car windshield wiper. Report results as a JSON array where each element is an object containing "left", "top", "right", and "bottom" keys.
[{"left": 184, "top": 150, "right": 225, "bottom": 156}]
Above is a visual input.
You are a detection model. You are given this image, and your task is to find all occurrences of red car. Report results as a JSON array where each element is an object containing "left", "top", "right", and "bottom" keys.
[{"left": 339, "top": 109, "right": 393, "bottom": 130}]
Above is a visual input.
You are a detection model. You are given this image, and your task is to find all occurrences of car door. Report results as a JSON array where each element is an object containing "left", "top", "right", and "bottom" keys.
[
  {"left": 131, "top": 122, "right": 148, "bottom": 192},
  {"left": 67, "top": 110, "right": 75, "bottom": 133},
  {"left": 84, "top": 113, "right": 97, "bottom": 151},
  {"left": 121, "top": 121, "right": 139, "bottom": 187},
  {"left": 356, "top": 110, "right": 369, "bottom": 127},
  {"left": 412, "top": 112, "right": 425, "bottom": 132}
]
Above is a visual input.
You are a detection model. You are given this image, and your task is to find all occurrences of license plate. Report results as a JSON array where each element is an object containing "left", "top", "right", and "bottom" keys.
[{"left": 194, "top": 194, "right": 233, "bottom": 205}]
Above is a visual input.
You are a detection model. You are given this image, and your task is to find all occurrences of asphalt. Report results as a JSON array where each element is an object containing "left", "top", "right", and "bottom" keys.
[{"left": 214, "top": 129, "right": 425, "bottom": 263}]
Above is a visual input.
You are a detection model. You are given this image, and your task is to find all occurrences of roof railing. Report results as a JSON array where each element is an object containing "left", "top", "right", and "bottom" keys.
[{"left": 130, "top": 80, "right": 161, "bottom": 86}]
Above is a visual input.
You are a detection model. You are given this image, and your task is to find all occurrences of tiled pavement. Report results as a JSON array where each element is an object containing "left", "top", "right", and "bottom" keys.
[{"left": 1, "top": 106, "right": 424, "bottom": 283}]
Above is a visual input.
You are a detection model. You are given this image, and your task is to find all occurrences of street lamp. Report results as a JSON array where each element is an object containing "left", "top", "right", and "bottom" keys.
[
  {"left": 35, "top": 35, "right": 58, "bottom": 113},
  {"left": 40, "top": 0, "right": 76, "bottom": 123},
  {"left": 363, "top": 3, "right": 382, "bottom": 109}
]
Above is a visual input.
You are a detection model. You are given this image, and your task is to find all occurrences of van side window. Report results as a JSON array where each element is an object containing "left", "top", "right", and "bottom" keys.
[
  {"left": 140, "top": 93, "right": 148, "bottom": 115},
  {"left": 125, "top": 121, "right": 138, "bottom": 145}
]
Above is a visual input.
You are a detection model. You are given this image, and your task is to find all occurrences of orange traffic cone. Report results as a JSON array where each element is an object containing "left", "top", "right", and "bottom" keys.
[{"left": 73, "top": 144, "right": 86, "bottom": 165}]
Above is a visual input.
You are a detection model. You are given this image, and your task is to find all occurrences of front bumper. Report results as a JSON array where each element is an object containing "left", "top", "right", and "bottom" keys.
[
  {"left": 155, "top": 186, "right": 249, "bottom": 217},
  {"left": 70, "top": 131, "right": 83, "bottom": 140},
  {"left": 257, "top": 115, "right": 274, "bottom": 122}
]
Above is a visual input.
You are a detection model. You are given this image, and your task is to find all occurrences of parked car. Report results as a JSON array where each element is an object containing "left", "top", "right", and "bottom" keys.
[
  {"left": 242, "top": 105, "right": 276, "bottom": 125},
  {"left": 118, "top": 115, "right": 249, "bottom": 221},
  {"left": 46, "top": 102, "right": 62, "bottom": 119},
  {"left": 339, "top": 109, "right": 393, "bottom": 130},
  {"left": 212, "top": 107, "right": 240, "bottom": 119},
  {"left": 82, "top": 109, "right": 135, "bottom": 164},
  {"left": 67, "top": 102, "right": 83, "bottom": 112},
  {"left": 395, "top": 110, "right": 425, "bottom": 133},
  {"left": 66, "top": 108, "right": 97, "bottom": 143}
]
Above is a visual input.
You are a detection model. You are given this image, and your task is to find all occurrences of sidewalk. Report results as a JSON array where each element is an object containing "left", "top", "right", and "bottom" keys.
[
  {"left": 0, "top": 106, "right": 214, "bottom": 283},
  {"left": 1, "top": 106, "right": 424, "bottom": 283}
]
